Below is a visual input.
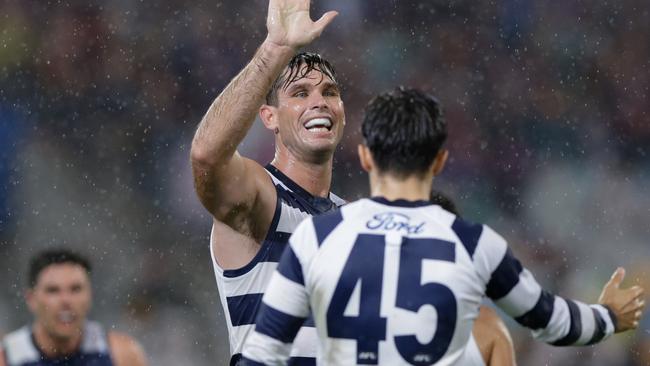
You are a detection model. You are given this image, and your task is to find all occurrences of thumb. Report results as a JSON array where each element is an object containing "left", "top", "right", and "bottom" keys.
[
  {"left": 313, "top": 11, "right": 338, "bottom": 35},
  {"left": 608, "top": 267, "right": 625, "bottom": 289}
]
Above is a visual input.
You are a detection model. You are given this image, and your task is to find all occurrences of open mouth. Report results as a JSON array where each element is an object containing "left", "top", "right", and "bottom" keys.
[
  {"left": 303, "top": 117, "right": 333, "bottom": 132},
  {"left": 57, "top": 310, "right": 76, "bottom": 324}
]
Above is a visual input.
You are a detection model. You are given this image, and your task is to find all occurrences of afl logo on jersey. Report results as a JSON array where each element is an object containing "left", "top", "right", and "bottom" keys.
[{"left": 366, "top": 212, "right": 425, "bottom": 234}]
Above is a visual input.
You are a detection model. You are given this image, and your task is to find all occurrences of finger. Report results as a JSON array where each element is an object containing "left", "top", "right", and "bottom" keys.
[
  {"left": 621, "top": 298, "right": 646, "bottom": 313},
  {"left": 622, "top": 301, "right": 644, "bottom": 313},
  {"left": 313, "top": 10, "right": 338, "bottom": 35},
  {"left": 625, "top": 286, "right": 644, "bottom": 301},
  {"left": 607, "top": 267, "right": 625, "bottom": 289}
]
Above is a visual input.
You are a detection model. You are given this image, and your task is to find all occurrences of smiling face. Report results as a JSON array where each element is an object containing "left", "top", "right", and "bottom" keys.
[
  {"left": 26, "top": 263, "right": 92, "bottom": 342},
  {"left": 262, "top": 67, "right": 346, "bottom": 164}
]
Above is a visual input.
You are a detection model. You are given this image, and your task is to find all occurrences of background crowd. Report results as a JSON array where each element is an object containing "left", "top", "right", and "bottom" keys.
[{"left": 1, "top": 0, "right": 649, "bottom": 364}]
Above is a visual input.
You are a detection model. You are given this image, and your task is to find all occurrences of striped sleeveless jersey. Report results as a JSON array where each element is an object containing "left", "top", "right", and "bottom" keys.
[
  {"left": 211, "top": 164, "right": 345, "bottom": 365},
  {"left": 1, "top": 321, "right": 114, "bottom": 366}
]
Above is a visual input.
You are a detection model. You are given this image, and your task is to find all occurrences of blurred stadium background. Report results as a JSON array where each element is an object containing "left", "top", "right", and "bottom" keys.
[{"left": 1, "top": 0, "right": 649, "bottom": 364}]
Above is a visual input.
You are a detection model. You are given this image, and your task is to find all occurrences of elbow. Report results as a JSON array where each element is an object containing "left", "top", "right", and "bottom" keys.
[
  {"left": 190, "top": 143, "right": 212, "bottom": 167},
  {"left": 190, "top": 138, "right": 224, "bottom": 169}
]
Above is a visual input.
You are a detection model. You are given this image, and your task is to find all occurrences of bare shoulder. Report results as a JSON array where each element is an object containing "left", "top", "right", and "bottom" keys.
[
  {"left": 476, "top": 306, "right": 500, "bottom": 326},
  {"left": 193, "top": 147, "right": 276, "bottom": 222},
  {"left": 474, "top": 306, "right": 516, "bottom": 366},
  {"left": 476, "top": 307, "right": 511, "bottom": 338},
  {"left": 210, "top": 157, "right": 276, "bottom": 238},
  {"left": 108, "top": 331, "right": 148, "bottom": 366},
  {"left": 209, "top": 159, "right": 277, "bottom": 269}
]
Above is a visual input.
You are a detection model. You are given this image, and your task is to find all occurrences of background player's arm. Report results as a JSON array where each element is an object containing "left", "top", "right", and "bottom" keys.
[
  {"left": 476, "top": 225, "right": 645, "bottom": 346},
  {"left": 473, "top": 306, "right": 516, "bottom": 366},
  {"left": 241, "top": 220, "right": 316, "bottom": 365},
  {"left": 108, "top": 332, "right": 148, "bottom": 366},
  {"left": 190, "top": 0, "right": 337, "bottom": 228},
  {"left": 0, "top": 346, "right": 6, "bottom": 366}
]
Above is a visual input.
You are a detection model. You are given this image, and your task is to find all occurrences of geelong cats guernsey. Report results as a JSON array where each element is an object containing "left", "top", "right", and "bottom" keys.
[
  {"left": 210, "top": 164, "right": 345, "bottom": 365},
  {"left": 243, "top": 197, "right": 615, "bottom": 365},
  {"left": 1, "top": 321, "right": 113, "bottom": 366}
]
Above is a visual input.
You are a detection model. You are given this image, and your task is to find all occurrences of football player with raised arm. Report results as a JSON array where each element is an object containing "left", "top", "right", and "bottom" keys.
[
  {"left": 190, "top": 1, "right": 517, "bottom": 365},
  {"left": 241, "top": 88, "right": 645, "bottom": 365}
]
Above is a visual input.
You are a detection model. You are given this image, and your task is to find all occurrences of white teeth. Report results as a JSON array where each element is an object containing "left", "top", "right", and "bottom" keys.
[
  {"left": 309, "top": 127, "right": 329, "bottom": 132},
  {"left": 304, "top": 118, "right": 332, "bottom": 129},
  {"left": 58, "top": 311, "right": 74, "bottom": 322}
]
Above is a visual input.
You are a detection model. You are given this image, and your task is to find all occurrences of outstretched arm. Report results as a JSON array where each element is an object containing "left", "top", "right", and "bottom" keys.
[
  {"left": 190, "top": 0, "right": 337, "bottom": 223},
  {"left": 470, "top": 224, "right": 644, "bottom": 346}
]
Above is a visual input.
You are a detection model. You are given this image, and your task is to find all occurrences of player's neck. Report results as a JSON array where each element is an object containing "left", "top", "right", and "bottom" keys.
[
  {"left": 272, "top": 153, "right": 333, "bottom": 198},
  {"left": 370, "top": 173, "right": 433, "bottom": 202},
  {"left": 32, "top": 322, "right": 83, "bottom": 358}
]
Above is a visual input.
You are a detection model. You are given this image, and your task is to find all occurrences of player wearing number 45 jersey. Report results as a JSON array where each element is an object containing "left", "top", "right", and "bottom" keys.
[
  {"left": 242, "top": 88, "right": 646, "bottom": 365},
  {"left": 191, "top": 0, "right": 515, "bottom": 364}
]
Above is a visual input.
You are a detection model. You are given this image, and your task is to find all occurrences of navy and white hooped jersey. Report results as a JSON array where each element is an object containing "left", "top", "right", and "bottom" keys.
[
  {"left": 211, "top": 164, "right": 345, "bottom": 365},
  {"left": 1, "top": 321, "right": 114, "bottom": 366},
  {"left": 242, "top": 197, "right": 616, "bottom": 365}
]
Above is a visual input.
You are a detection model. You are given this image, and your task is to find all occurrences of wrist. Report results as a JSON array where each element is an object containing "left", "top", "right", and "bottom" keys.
[
  {"left": 601, "top": 304, "right": 619, "bottom": 332},
  {"left": 261, "top": 37, "right": 298, "bottom": 57}
]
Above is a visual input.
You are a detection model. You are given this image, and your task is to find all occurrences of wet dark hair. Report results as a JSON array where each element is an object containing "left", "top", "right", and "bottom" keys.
[
  {"left": 265, "top": 52, "right": 338, "bottom": 106},
  {"left": 362, "top": 87, "right": 447, "bottom": 178},
  {"left": 29, "top": 249, "right": 92, "bottom": 287},
  {"left": 430, "top": 190, "right": 459, "bottom": 216}
]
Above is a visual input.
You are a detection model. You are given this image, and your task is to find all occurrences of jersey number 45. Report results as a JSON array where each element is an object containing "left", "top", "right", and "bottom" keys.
[{"left": 326, "top": 234, "right": 457, "bottom": 365}]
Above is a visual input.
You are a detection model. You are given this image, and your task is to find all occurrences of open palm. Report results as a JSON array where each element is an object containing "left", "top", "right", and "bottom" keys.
[{"left": 266, "top": 0, "right": 338, "bottom": 50}]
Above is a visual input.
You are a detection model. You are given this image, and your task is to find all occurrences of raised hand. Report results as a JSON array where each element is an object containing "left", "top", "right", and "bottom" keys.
[
  {"left": 266, "top": 0, "right": 338, "bottom": 50},
  {"left": 598, "top": 267, "right": 646, "bottom": 332}
]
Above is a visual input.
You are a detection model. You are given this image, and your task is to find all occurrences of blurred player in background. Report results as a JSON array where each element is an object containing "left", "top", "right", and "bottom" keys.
[
  {"left": 191, "top": 0, "right": 520, "bottom": 364},
  {"left": 0, "top": 249, "right": 147, "bottom": 366},
  {"left": 242, "top": 87, "right": 646, "bottom": 365}
]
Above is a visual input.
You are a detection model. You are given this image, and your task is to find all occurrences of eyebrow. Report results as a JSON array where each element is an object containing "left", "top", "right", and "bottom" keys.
[{"left": 286, "top": 79, "right": 339, "bottom": 94}]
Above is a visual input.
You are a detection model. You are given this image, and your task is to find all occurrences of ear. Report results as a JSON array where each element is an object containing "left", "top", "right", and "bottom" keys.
[
  {"left": 25, "top": 288, "right": 37, "bottom": 313},
  {"left": 259, "top": 104, "right": 279, "bottom": 132},
  {"left": 358, "top": 144, "right": 374, "bottom": 173},
  {"left": 432, "top": 149, "right": 448, "bottom": 176}
]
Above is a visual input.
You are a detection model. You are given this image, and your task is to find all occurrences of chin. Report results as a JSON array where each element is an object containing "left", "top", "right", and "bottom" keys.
[
  {"left": 307, "top": 142, "right": 337, "bottom": 156},
  {"left": 51, "top": 325, "right": 83, "bottom": 340}
]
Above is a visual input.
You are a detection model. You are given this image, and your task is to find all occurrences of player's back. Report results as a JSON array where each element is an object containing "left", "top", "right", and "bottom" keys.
[{"left": 303, "top": 197, "right": 486, "bottom": 365}]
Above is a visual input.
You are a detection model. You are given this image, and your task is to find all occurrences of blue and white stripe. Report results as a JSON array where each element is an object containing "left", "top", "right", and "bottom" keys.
[
  {"left": 477, "top": 232, "right": 614, "bottom": 346},
  {"left": 211, "top": 164, "right": 344, "bottom": 365},
  {"left": 1, "top": 321, "right": 114, "bottom": 366},
  {"left": 242, "top": 197, "right": 616, "bottom": 365}
]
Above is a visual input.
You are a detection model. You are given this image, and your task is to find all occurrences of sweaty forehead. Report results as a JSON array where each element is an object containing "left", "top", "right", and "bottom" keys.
[{"left": 282, "top": 64, "right": 337, "bottom": 89}]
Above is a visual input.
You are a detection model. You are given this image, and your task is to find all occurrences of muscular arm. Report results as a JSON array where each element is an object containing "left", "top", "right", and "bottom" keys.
[
  {"left": 108, "top": 332, "right": 148, "bottom": 366},
  {"left": 473, "top": 306, "right": 516, "bottom": 366},
  {"left": 190, "top": 41, "right": 294, "bottom": 221},
  {"left": 473, "top": 224, "right": 644, "bottom": 345},
  {"left": 191, "top": 0, "right": 337, "bottom": 230}
]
